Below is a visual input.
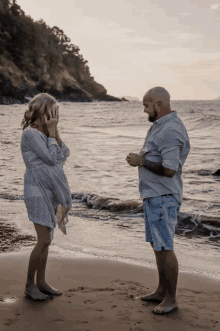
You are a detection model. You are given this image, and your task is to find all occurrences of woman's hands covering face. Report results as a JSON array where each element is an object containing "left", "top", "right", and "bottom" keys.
[{"left": 44, "top": 105, "right": 59, "bottom": 129}]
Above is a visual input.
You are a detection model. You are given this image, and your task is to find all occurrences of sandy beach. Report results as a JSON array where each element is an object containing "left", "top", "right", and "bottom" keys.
[
  {"left": 0, "top": 250, "right": 220, "bottom": 331},
  {"left": 1, "top": 101, "right": 220, "bottom": 330}
]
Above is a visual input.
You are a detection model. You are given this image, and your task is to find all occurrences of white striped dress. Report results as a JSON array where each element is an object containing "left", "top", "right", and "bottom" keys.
[{"left": 20, "top": 126, "right": 72, "bottom": 239}]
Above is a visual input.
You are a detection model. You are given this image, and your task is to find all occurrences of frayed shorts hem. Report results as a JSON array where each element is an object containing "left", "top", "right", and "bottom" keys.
[{"left": 147, "top": 240, "right": 174, "bottom": 251}]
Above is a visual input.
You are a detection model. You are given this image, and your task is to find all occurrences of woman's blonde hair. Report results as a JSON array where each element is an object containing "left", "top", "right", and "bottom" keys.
[{"left": 21, "top": 93, "right": 57, "bottom": 131}]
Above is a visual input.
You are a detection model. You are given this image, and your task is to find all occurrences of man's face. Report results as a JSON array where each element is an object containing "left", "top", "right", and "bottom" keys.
[{"left": 143, "top": 98, "right": 158, "bottom": 122}]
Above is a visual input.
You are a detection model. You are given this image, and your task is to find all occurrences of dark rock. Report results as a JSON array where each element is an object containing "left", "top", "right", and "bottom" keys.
[
  {"left": 213, "top": 169, "right": 220, "bottom": 176},
  {"left": 36, "top": 80, "right": 49, "bottom": 93},
  {"left": 0, "top": 74, "right": 30, "bottom": 104},
  {"left": 48, "top": 87, "right": 62, "bottom": 99},
  {"left": 0, "top": 66, "right": 121, "bottom": 104},
  {"left": 62, "top": 92, "right": 92, "bottom": 102},
  {"left": 80, "top": 80, "right": 107, "bottom": 98},
  {"left": 25, "top": 87, "right": 39, "bottom": 98},
  {"left": 30, "top": 73, "right": 40, "bottom": 82},
  {"left": 98, "top": 94, "right": 122, "bottom": 102},
  {"left": 122, "top": 97, "right": 129, "bottom": 101},
  {"left": 13, "top": 87, "right": 29, "bottom": 101},
  {"left": 33, "top": 83, "right": 92, "bottom": 102},
  {"left": 61, "top": 86, "right": 92, "bottom": 102}
]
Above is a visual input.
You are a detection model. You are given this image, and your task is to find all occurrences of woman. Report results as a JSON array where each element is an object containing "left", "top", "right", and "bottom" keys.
[{"left": 20, "top": 93, "right": 72, "bottom": 300}]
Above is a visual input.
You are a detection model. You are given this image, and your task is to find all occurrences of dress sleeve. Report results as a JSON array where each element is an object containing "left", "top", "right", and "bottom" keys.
[
  {"left": 157, "top": 128, "right": 183, "bottom": 172},
  {"left": 57, "top": 141, "right": 70, "bottom": 166},
  {"left": 23, "top": 129, "right": 60, "bottom": 166}
]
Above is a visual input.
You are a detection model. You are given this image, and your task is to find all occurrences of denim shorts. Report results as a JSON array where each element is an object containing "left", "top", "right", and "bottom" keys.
[{"left": 143, "top": 195, "right": 181, "bottom": 251}]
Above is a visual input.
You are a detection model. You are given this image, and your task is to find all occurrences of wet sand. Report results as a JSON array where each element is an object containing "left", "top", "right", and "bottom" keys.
[
  {"left": 0, "top": 250, "right": 220, "bottom": 331},
  {"left": 0, "top": 217, "right": 36, "bottom": 253}
]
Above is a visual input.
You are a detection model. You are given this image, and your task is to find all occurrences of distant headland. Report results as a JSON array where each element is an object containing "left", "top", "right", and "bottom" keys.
[
  {"left": 0, "top": 0, "right": 124, "bottom": 104},
  {"left": 121, "top": 96, "right": 140, "bottom": 102}
]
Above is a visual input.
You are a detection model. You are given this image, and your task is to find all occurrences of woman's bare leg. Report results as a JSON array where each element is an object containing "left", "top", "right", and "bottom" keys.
[
  {"left": 36, "top": 246, "right": 49, "bottom": 285},
  {"left": 36, "top": 245, "right": 62, "bottom": 295},
  {"left": 25, "top": 224, "right": 51, "bottom": 300}
]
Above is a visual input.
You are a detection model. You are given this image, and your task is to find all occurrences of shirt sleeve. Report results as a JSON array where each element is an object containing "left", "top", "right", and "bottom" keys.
[
  {"left": 157, "top": 129, "right": 183, "bottom": 172},
  {"left": 23, "top": 129, "right": 60, "bottom": 166},
  {"left": 57, "top": 141, "right": 70, "bottom": 166}
]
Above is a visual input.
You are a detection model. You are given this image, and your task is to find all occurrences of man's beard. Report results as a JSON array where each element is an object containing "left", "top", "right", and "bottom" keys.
[{"left": 148, "top": 107, "right": 158, "bottom": 122}]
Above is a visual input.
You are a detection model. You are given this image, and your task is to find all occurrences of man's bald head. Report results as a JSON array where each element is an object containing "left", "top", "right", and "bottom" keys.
[
  {"left": 143, "top": 87, "right": 171, "bottom": 122},
  {"left": 143, "top": 87, "right": 170, "bottom": 108}
]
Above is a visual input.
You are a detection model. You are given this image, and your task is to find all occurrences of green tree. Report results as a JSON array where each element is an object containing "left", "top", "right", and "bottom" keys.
[
  {"left": 0, "top": 0, "right": 11, "bottom": 12},
  {"left": 10, "top": 0, "right": 25, "bottom": 16}
]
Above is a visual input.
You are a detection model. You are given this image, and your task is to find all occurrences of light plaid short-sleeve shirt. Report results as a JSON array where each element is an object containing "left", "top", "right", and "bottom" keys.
[{"left": 138, "top": 111, "right": 190, "bottom": 204}]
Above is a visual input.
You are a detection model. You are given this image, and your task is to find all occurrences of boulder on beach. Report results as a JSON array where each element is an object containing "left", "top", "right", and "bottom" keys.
[{"left": 212, "top": 169, "right": 220, "bottom": 176}]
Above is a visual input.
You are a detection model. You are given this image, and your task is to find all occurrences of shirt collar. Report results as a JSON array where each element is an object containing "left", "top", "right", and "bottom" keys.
[{"left": 155, "top": 111, "right": 177, "bottom": 125}]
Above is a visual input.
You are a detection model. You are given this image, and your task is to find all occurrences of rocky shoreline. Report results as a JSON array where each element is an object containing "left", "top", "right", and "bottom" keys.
[
  {"left": 0, "top": 77, "right": 124, "bottom": 105},
  {"left": 0, "top": 89, "right": 123, "bottom": 105}
]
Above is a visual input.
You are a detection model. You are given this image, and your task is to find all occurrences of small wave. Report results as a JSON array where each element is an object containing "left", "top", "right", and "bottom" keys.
[
  {"left": 1, "top": 192, "right": 220, "bottom": 243},
  {"left": 0, "top": 193, "right": 24, "bottom": 200},
  {"left": 71, "top": 193, "right": 220, "bottom": 243},
  {"left": 186, "top": 169, "right": 215, "bottom": 176},
  {"left": 177, "top": 212, "right": 220, "bottom": 239},
  {"left": 71, "top": 193, "right": 142, "bottom": 213}
]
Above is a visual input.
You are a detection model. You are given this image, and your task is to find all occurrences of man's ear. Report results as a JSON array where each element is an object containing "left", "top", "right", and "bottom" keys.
[{"left": 155, "top": 101, "right": 161, "bottom": 111}]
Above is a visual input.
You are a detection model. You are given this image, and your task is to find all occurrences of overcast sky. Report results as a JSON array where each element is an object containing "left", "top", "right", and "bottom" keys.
[{"left": 17, "top": 0, "right": 220, "bottom": 100}]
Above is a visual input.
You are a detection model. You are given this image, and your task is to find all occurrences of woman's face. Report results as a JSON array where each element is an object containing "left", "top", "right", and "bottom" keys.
[{"left": 31, "top": 115, "right": 47, "bottom": 134}]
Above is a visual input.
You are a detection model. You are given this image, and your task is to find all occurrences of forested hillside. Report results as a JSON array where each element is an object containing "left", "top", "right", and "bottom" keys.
[{"left": 0, "top": 0, "right": 122, "bottom": 104}]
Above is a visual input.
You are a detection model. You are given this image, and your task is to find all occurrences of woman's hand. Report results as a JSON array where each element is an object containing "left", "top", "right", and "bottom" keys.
[{"left": 44, "top": 105, "right": 59, "bottom": 130}]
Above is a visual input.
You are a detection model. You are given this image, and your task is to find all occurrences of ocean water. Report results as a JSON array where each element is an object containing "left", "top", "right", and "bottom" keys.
[{"left": 1, "top": 100, "right": 220, "bottom": 279}]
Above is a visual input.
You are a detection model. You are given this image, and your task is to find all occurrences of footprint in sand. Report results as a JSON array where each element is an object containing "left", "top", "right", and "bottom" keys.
[
  {"left": 4, "top": 318, "right": 18, "bottom": 326},
  {"left": 51, "top": 318, "right": 65, "bottom": 323},
  {"left": 84, "top": 300, "right": 96, "bottom": 304}
]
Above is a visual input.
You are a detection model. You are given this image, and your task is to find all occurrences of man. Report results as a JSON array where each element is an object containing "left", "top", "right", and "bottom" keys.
[{"left": 126, "top": 86, "right": 190, "bottom": 314}]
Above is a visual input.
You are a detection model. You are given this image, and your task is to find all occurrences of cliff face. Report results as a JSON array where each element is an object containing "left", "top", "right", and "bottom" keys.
[
  {"left": 0, "top": 1, "right": 122, "bottom": 104},
  {"left": 0, "top": 54, "right": 122, "bottom": 104}
]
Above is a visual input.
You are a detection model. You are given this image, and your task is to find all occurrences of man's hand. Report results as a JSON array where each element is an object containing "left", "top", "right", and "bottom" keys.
[{"left": 126, "top": 153, "right": 143, "bottom": 167}]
